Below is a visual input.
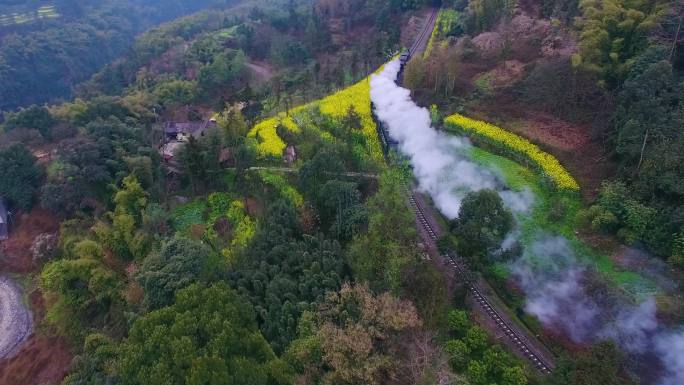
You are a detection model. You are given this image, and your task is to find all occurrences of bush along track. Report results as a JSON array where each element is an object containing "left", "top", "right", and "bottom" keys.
[
  {"left": 423, "top": 8, "right": 446, "bottom": 59},
  {"left": 444, "top": 114, "right": 580, "bottom": 192}
]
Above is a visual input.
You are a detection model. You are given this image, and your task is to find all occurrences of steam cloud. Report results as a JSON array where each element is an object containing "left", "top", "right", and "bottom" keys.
[
  {"left": 370, "top": 60, "right": 533, "bottom": 218},
  {"left": 370, "top": 59, "right": 684, "bottom": 385}
]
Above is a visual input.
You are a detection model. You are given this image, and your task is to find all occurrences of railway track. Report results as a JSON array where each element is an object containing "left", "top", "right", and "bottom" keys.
[
  {"left": 408, "top": 194, "right": 553, "bottom": 375},
  {"left": 388, "top": 6, "right": 553, "bottom": 375},
  {"left": 408, "top": 7, "right": 438, "bottom": 56}
]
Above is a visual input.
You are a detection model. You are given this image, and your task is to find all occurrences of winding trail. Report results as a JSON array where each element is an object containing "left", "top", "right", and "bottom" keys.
[{"left": 0, "top": 276, "right": 32, "bottom": 359}]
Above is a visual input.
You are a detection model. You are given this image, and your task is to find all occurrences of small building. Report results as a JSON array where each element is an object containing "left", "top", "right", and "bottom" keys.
[
  {"left": 164, "top": 120, "right": 217, "bottom": 142},
  {"left": 0, "top": 198, "right": 8, "bottom": 241}
]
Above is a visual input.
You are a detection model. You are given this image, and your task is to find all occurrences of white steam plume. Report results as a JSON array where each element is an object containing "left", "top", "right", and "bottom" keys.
[
  {"left": 370, "top": 60, "right": 532, "bottom": 218},
  {"left": 370, "top": 59, "right": 684, "bottom": 385},
  {"left": 655, "top": 331, "right": 684, "bottom": 385}
]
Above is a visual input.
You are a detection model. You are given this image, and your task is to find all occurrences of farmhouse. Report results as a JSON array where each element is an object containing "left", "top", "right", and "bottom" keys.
[
  {"left": 0, "top": 198, "right": 8, "bottom": 241},
  {"left": 164, "top": 120, "right": 217, "bottom": 141}
]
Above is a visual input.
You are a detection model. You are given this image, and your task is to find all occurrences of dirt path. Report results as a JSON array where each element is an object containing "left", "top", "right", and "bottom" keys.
[
  {"left": 246, "top": 166, "right": 378, "bottom": 179},
  {"left": 0, "top": 276, "right": 32, "bottom": 359}
]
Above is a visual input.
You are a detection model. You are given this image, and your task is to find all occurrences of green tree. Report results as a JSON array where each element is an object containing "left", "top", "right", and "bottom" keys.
[
  {"left": 0, "top": 144, "right": 42, "bottom": 210},
  {"left": 177, "top": 131, "right": 222, "bottom": 193},
  {"left": 232, "top": 199, "right": 347, "bottom": 353},
  {"left": 92, "top": 175, "right": 151, "bottom": 261},
  {"left": 235, "top": 139, "right": 257, "bottom": 185},
  {"left": 298, "top": 147, "right": 345, "bottom": 199},
  {"left": 153, "top": 78, "right": 198, "bottom": 107},
  {"left": 138, "top": 236, "right": 217, "bottom": 310},
  {"left": 113, "top": 175, "right": 148, "bottom": 221},
  {"left": 670, "top": 232, "right": 684, "bottom": 268},
  {"left": 347, "top": 169, "right": 419, "bottom": 292},
  {"left": 466, "top": 360, "right": 489, "bottom": 385},
  {"left": 465, "top": 325, "right": 489, "bottom": 354},
  {"left": 453, "top": 189, "right": 513, "bottom": 267},
  {"left": 543, "top": 342, "right": 633, "bottom": 385},
  {"left": 218, "top": 105, "right": 249, "bottom": 146},
  {"left": 40, "top": 257, "right": 122, "bottom": 339},
  {"left": 444, "top": 339, "right": 471, "bottom": 370},
  {"left": 340, "top": 105, "right": 364, "bottom": 157},
  {"left": 447, "top": 309, "right": 471, "bottom": 335},
  {"left": 404, "top": 56, "right": 427, "bottom": 91},
  {"left": 501, "top": 366, "right": 527, "bottom": 385},
  {"left": 575, "top": 0, "right": 667, "bottom": 87},
  {"left": 467, "top": 0, "right": 516, "bottom": 33},
  {"left": 117, "top": 283, "right": 287, "bottom": 385},
  {"left": 401, "top": 262, "right": 450, "bottom": 330},
  {"left": 317, "top": 180, "right": 366, "bottom": 240},
  {"left": 614, "top": 48, "right": 683, "bottom": 175},
  {"left": 198, "top": 49, "right": 246, "bottom": 94},
  {"left": 62, "top": 333, "right": 117, "bottom": 385},
  {"left": 3, "top": 105, "right": 56, "bottom": 139}
]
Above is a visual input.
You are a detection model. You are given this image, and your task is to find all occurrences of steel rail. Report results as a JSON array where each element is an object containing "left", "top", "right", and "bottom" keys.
[
  {"left": 389, "top": 7, "right": 553, "bottom": 374},
  {"left": 408, "top": 194, "right": 553, "bottom": 374},
  {"left": 409, "top": 8, "right": 438, "bottom": 56}
]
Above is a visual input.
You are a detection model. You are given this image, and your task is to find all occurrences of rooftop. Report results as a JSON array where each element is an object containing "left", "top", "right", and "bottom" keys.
[{"left": 164, "top": 120, "right": 216, "bottom": 135}]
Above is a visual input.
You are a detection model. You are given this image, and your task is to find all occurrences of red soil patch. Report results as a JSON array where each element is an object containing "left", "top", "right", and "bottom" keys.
[
  {"left": 0, "top": 209, "right": 60, "bottom": 274},
  {"left": 0, "top": 335, "right": 72, "bottom": 385},
  {"left": 0, "top": 210, "right": 71, "bottom": 384},
  {"left": 468, "top": 96, "right": 615, "bottom": 200}
]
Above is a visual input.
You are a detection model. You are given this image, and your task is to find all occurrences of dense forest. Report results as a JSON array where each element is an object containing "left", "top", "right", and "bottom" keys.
[
  {"left": 0, "top": 1, "right": 683, "bottom": 385},
  {"left": 0, "top": 0, "right": 247, "bottom": 109}
]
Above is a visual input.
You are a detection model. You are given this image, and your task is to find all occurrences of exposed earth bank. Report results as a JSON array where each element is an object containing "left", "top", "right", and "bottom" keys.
[{"left": 0, "top": 276, "right": 32, "bottom": 359}]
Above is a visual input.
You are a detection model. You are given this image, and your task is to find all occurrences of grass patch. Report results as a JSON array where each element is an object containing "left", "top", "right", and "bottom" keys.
[
  {"left": 469, "top": 146, "right": 656, "bottom": 297},
  {"left": 258, "top": 170, "right": 304, "bottom": 208},
  {"left": 170, "top": 200, "right": 207, "bottom": 232},
  {"left": 446, "top": 114, "right": 579, "bottom": 191},
  {"left": 213, "top": 26, "right": 238, "bottom": 40}
]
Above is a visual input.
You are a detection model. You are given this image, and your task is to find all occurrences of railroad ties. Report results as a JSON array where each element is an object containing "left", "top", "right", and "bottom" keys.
[{"left": 408, "top": 193, "right": 552, "bottom": 375}]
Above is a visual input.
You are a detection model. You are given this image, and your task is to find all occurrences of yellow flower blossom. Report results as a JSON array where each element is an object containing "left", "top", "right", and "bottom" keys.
[
  {"left": 445, "top": 113, "right": 580, "bottom": 191},
  {"left": 248, "top": 66, "right": 386, "bottom": 162}
]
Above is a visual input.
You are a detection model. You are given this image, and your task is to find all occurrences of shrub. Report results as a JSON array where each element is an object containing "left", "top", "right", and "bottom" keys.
[{"left": 170, "top": 200, "right": 207, "bottom": 232}]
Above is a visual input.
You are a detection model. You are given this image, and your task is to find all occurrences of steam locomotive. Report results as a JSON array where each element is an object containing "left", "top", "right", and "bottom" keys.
[{"left": 399, "top": 50, "right": 411, "bottom": 70}]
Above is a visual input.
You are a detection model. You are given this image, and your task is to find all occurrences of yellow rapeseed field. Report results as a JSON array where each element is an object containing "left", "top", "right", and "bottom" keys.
[
  {"left": 248, "top": 68, "right": 383, "bottom": 163},
  {"left": 445, "top": 113, "right": 580, "bottom": 191}
]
